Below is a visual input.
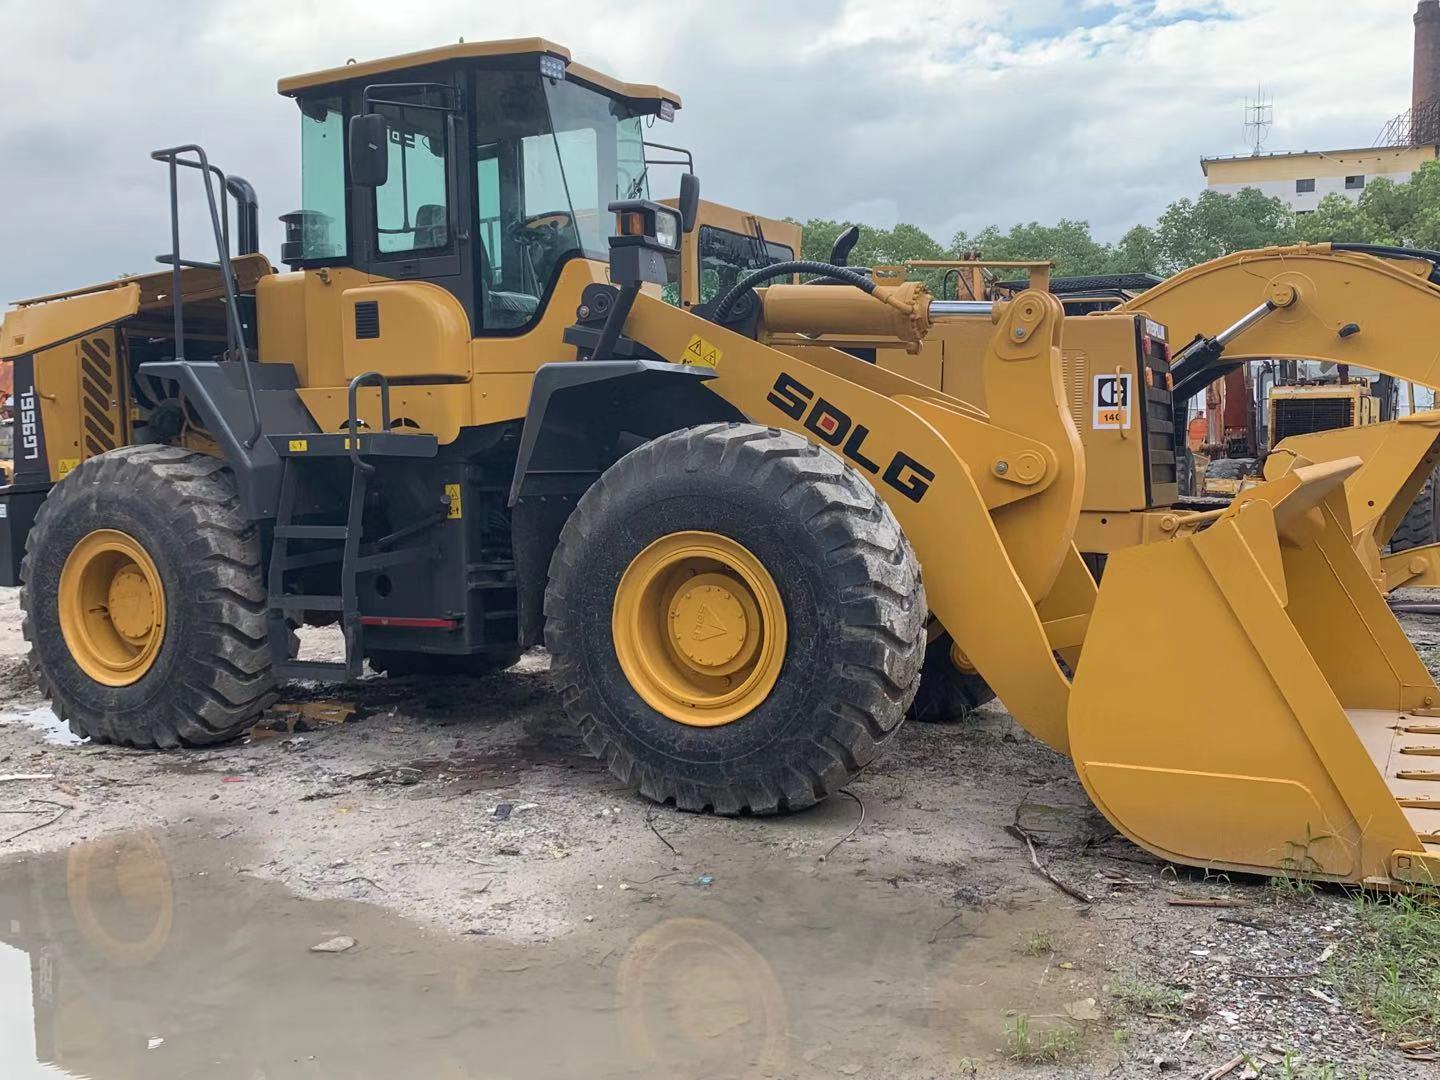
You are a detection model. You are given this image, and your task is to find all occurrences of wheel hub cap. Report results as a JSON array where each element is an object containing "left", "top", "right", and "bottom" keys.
[
  {"left": 667, "top": 576, "right": 751, "bottom": 672},
  {"left": 107, "top": 567, "right": 157, "bottom": 643}
]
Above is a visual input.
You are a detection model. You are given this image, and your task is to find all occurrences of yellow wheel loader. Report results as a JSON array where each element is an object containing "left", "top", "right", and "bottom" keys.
[{"left": 4, "top": 42, "right": 1440, "bottom": 885}]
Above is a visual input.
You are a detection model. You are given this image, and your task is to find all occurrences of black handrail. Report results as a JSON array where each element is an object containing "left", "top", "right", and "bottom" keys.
[
  {"left": 150, "top": 144, "right": 263, "bottom": 448},
  {"left": 346, "top": 371, "right": 392, "bottom": 474}
]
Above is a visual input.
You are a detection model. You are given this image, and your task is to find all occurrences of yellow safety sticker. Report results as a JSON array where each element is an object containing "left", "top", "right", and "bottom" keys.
[
  {"left": 288, "top": 439, "right": 308, "bottom": 453},
  {"left": 682, "top": 334, "right": 723, "bottom": 369},
  {"left": 56, "top": 458, "right": 79, "bottom": 479},
  {"left": 445, "top": 482, "right": 463, "bottom": 520}
]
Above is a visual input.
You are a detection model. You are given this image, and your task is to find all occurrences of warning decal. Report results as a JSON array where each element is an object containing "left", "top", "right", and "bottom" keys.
[
  {"left": 681, "top": 334, "right": 723, "bottom": 369},
  {"left": 1093, "top": 373, "right": 1132, "bottom": 430}
]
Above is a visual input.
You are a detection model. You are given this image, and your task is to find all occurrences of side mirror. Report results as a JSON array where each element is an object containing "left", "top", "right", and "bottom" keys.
[
  {"left": 678, "top": 172, "right": 701, "bottom": 234},
  {"left": 829, "top": 224, "right": 861, "bottom": 266},
  {"left": 348, "top": 113, "right": 389, "bottom": 188}
]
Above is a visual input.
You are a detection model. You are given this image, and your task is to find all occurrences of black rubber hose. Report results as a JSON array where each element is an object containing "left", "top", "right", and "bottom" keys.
[
  {"left": 1332, "top": 243, "right": 1440, "bottom": 284},
  {"left": 711, "top": 260, "right": 877, "bottom": 324}
]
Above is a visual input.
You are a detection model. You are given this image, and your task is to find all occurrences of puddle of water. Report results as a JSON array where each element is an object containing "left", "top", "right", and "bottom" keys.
[
  {"left": 0, "top": 831, "right": 1099, "bottom": 1079},
  {"left": 0, "top": 706, "right": 82, "bottom": 747}
]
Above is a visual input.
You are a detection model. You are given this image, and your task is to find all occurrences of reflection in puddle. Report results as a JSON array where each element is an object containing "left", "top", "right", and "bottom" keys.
[
  {"left": 0, "top": 832, "right": 1099, "bottom": 1078},
  {"left": 0, "top": 706, "right": 82, "bottom": 747}
]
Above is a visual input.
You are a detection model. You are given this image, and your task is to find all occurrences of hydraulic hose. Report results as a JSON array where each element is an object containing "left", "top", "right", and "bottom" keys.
[
  {"left": 1332, "top": 243, "right": 1440, "bottom": 285},
  {"left": 711, "top": 260, "right": 877, "bottom": 324}
]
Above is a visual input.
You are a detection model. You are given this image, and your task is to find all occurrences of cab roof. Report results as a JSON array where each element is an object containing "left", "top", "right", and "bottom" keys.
[{"left": 276, "top": 38, "right": 680, "bottom": 109}]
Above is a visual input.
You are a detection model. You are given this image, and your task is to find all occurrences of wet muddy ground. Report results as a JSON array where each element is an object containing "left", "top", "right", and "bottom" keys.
[{"left": 0, "top": 585, "right": 1432, "bottom": 1078}]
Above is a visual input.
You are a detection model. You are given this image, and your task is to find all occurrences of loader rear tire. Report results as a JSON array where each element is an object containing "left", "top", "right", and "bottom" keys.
[
  {"left": 909, "top": 631, "right": 996, "bottom": 723},
  {"left": 1390, "top": 469, "right": 1440, "bottom": 552},
  {"left": 546, "top": 424, "right": 926, "bottom": 815},
  {"left": 368, "top": 649, "right": 523, "bottom": 678},
  {"left": 20, "top": 446, "right": 276, "bottom": 748}
]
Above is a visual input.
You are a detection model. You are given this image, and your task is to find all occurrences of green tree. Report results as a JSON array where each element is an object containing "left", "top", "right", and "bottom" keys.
[
  {"left": 1108, "top": 225, "right": 1162, "bottom": 275},
  {"left": 794, "top": 218, "right": 950, "bottom": 291},
  {"left": 790, "top": 159, "right": 1440, "bottom": 291},
  {"left": 1294, "top": 193, "right": 1381, "bottom": 245},
  {"left": 1154, "top": 188, "right": 1296, "bottom": 272},
  {"left": 950, "top": 219, "right": 1115, "bottom": 277}
]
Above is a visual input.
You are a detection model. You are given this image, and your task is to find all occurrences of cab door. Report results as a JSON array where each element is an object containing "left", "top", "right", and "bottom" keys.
[{"left": 350, "top": 74, "right": 476, "bottom": 329}]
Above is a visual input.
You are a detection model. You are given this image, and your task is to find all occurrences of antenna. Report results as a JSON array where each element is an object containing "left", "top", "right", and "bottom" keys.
[{"left": 1244, "top": 86, "right": 1273, "bottom": 156}]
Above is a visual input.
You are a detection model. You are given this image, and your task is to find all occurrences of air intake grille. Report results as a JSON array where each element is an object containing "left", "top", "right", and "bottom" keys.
[
  {"left": 1272, "top": 397, "right": 1354, "bottom": 444},
  {"left": 79, "top": 335, "right": 119, "bottom": 458},
  {"left": 1060, "top": 350, "right": 1088, "bottom": 428},
  {"left": 354, "top": 301, "right": 380, "bottom": 340}
]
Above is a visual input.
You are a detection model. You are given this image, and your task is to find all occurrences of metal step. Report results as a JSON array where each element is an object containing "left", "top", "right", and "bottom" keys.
[
  {"left": 273, "top": 659, "right": 352, "bottom": 680},
  {"left": 269, "top": 594, "right": 345, "bottom": 612},
  {"left": 275, "top": 524, "right": 349, "bottom": 540},
  {"left": 268, "top": 432, "right": 438, "bottom": 459}
]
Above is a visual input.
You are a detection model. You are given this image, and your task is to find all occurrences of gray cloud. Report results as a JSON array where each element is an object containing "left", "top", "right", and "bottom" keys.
[{"left": 0, "top": 0, "right": 1418, "bottom": 300}]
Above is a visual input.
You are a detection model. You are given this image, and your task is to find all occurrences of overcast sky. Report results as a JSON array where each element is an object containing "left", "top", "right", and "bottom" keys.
[{"left": 0, "top": 0, "right": 1420, "bottom": 300}]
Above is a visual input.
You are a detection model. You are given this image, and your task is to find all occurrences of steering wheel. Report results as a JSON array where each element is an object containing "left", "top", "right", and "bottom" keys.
[{"left": 512, "top": 210, "right": 575, "bottom": 245}]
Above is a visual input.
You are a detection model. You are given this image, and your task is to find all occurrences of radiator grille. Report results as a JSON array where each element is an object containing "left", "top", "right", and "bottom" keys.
[
  {"left": 78, "top": 335, "right": 119, "bottom": 458},
  {"left": 1272, "top": 397, "right": 1354, "bottom": 444},
  {"left": 354, "top": 301, "right": 380, "bottom": 340}
]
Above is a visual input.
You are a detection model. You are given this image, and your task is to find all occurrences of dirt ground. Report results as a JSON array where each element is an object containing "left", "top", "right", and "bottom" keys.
[{"left": 0, "top": 584, "right": 1434, "bottom": 1078}]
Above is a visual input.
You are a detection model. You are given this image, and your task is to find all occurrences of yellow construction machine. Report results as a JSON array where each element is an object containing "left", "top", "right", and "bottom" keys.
[
  {"left": 1105, "top": 244, "right": 1440, "bottom": 593},
  {"left": 5, "top": 41, "right": 1440, "bottom": 886}
]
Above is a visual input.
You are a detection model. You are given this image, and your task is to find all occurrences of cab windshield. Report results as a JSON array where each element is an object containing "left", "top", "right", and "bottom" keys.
[{"left": 473, "top": 72, "right": 648, "bottom": 329}]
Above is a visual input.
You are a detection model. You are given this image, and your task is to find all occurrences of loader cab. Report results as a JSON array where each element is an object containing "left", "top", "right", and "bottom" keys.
[{"left": 278, "top": 41, "right": 678, "bottom": 336}]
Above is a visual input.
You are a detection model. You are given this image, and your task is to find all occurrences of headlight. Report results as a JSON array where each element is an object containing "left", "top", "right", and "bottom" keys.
[{"left": 654, "top": 208, "right": 680, "bottom": 251}]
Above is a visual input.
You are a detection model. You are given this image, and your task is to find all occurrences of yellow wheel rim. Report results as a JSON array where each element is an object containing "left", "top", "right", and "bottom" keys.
[
  {"left": 613, "top": 531, "right": 787, "bottom": 727},
  {"left": 59, "top": 529, "right": 166, "bottom": 686}
]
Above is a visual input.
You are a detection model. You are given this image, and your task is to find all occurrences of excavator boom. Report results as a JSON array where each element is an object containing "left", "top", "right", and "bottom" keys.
[{"left": 1114, "top": 243, "right": 1440, "bottom": 588}]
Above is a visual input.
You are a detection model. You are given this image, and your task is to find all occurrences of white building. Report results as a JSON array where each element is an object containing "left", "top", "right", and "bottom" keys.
[{"left": 1200, "top": 145, "right": 1439, "bottom": 214}]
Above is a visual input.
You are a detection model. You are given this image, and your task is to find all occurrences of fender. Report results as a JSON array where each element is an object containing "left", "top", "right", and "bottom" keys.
[
  {"left": 508, "top": 359, "right": 744, "bottom": 645},
  {"left": 143, "top": 360, "right": 317, "bottom": 519}
]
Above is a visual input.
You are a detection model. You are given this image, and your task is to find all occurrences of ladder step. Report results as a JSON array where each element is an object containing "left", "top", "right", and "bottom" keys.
[
  {"left": 270, "top": 594, "right": 345, "bottom": 612},
  {"left": 278, "top": 548, "right": 344, "bottom": 571},
  {"left": 273, "top": 660, "right": 353, "bottom": 680},
  {"left": 275, "top": 524, "right": 349, "bottom": 540},
  {"left": 355, "top": 548, "right": 431, "bottom": 572}
]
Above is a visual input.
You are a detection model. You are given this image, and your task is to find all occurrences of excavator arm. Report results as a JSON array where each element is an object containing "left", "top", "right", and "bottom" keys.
[
  {"left": 1117, "top": 243, "right": 1440, "bottom": 388},
  {"left": 1117, "top": 243, "right": 1440, "bottom": 587}
]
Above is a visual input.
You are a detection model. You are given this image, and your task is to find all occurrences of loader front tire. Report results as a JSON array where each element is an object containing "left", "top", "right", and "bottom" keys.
[
  {"left": 909, "top": 631, "right": 996, "bottom": 723},
  {"left": 546, "top": 424, "right": 926, "bottom": 815},
  {"left": 21, "top": 446, "right": 276, "bottom": 748}
]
